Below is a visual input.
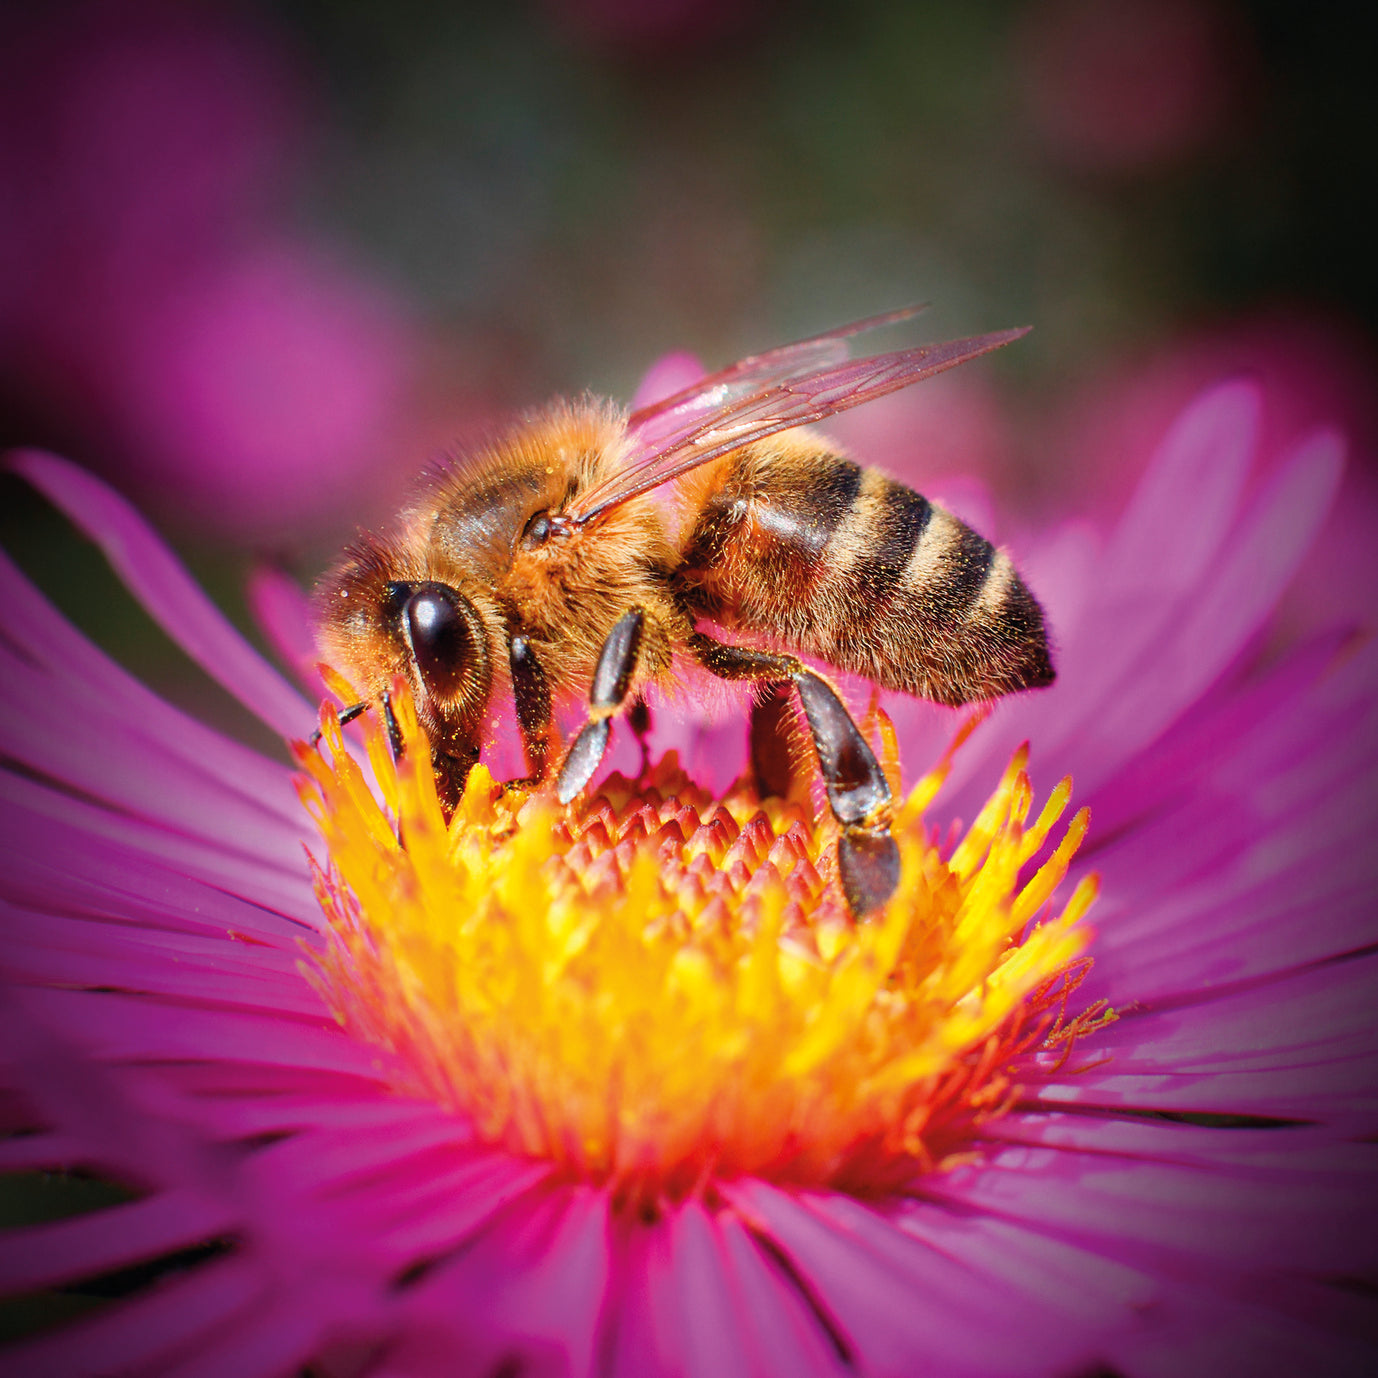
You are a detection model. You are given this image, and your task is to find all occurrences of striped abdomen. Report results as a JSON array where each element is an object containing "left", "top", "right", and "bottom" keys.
[{"left": 675, "top": 438, "right": 1054, "bottom": 705}]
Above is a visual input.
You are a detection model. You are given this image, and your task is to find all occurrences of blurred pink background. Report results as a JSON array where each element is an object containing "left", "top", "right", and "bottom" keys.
[{"left": 1, "top": 0, "right": 1373, "bottom": 693}]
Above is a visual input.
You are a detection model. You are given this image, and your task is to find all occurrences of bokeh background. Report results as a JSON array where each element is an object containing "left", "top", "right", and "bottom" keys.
[{"left": 2, "top": 0, "right": 1375, "bottom": 755}]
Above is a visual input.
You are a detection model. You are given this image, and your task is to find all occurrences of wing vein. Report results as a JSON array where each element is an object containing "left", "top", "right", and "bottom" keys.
[{"left": 571, "top": 324, "right": 1029, "bottom": 525}]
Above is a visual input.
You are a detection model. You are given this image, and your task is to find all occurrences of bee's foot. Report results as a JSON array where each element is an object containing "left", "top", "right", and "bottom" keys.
[{"left": 838, "top": 827, "right": 901, "bottom": 917}]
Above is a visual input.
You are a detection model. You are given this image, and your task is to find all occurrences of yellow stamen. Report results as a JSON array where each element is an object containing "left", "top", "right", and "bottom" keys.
[{"left": 298, "top": 686, "right": 1111, "bottom": 1207}]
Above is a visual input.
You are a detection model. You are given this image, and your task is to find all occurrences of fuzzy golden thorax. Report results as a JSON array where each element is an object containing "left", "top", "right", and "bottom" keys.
[{"left": 314, "top": 401, "right": 689, "bottom": 753}]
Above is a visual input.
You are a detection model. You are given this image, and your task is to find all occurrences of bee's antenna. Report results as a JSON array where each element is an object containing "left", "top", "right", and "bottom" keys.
[{"left": 308, "top": 701, "right": 368, "bottom": 748}]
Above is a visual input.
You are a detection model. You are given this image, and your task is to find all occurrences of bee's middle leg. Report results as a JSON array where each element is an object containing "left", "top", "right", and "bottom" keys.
[
  {"left": 687, "top": 632, "right": 900, "bottom": 916},
  {"left": 557, "top": 608, "right": 645, "bottom": 803},
  {"left": 627, "top": 696, "right": 653, "bottom": 778},
  {"left": 506, "top": 631, "right": 554, "bottom": 790}
]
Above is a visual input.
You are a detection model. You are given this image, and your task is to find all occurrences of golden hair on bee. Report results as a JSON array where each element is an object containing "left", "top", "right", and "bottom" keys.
[{"left": 315, "top": 310, "right": 1054, "bottom": 917}]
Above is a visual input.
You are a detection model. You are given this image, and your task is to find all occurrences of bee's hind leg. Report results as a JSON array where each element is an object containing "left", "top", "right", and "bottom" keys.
[
  {"left": 557, "top": 608, "right": 645, "bottom": 804},
  {"left": 790, "top": 671, "right": 900, "bottom": 917},
  {"left": 687, "top": 632, "right": 900, "bottom": 917}
]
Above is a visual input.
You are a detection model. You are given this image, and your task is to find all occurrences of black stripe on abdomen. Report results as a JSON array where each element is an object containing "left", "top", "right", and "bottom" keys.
[
  {"left": 831, "top": 476, "right": 934, "bottom": 617},
  {"left": 753, "top": 455, "right": 864, "bottom": 568},
  {"left": 935, "top": 521, "right": 997, "bottom": 621}
]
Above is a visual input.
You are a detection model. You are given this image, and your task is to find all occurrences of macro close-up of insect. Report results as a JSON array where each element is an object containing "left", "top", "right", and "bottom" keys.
[
  {"left": 7, "top": 9, "right": 1378, "bottom": 1372},
  {"left": 316, "top": 309, "right": 1056, "bottom": 917}
]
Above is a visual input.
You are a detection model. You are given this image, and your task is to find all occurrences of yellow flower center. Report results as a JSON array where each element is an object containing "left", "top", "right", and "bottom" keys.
[{"left": 296, "top": 687, "right": 1110, "bottom": 1209}]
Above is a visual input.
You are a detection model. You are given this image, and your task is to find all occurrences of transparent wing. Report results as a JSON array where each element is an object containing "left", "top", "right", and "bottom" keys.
[
  {"left": 626, "top": 303, "right": 929, "bottom": 432},
  {"left": 569, "top": 320, "right": 1029, "bottom": 525}
]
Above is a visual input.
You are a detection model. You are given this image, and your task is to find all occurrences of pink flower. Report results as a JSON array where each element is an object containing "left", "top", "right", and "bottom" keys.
[
  {"left": 1049, "top": 310, "right": 1378, "bottom": 642},
  {"left": 1017, "top": 0, "right": 1252, "bottom": 173},
  {"left": 2, "top": 376, "right": 1376, "bottom": 1377},
  {"left": 100, "top": 238, "right": 418, "bottom": 537},
  {"left": 0, "top": 2, "right": 423, "bottom": 539}
]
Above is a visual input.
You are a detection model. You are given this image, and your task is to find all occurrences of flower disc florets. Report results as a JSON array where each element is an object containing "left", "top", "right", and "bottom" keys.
[{"left": 297, "top": 688, "right": 1109, "bottom": 1210}]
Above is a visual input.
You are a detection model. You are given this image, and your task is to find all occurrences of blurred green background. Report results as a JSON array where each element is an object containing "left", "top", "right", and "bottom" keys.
[{"left": 1, "top": 0, "right": 1374, "bottom": 754}]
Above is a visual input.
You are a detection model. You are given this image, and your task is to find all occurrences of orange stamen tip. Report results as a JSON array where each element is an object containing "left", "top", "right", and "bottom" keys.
[
  {"left": 317, "top": 663, "right": 360, "bottom": 707},
  {"left": 299, "top": 689, "right": 1107, "bottom": 1203}
]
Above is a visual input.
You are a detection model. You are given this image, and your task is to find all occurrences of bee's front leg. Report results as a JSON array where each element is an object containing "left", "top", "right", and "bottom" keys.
[
  {"left": 379, "top": 687, "right": 405, "bottom": 759},
  {"left": 431, "top": 741, "right": 479, "bottom": 818},
  {"left": 557, "top": 608, "right": 644, "bottom": 803}
]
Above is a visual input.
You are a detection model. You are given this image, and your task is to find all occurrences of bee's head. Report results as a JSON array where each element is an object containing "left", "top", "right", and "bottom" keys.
[{"left": 315, "top": 546, "right": 493, "bottom": 761}]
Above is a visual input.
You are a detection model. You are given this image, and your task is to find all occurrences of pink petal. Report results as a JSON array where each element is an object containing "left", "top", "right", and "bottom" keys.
[
  {"left": 2, "top": 1257, "right": 266, "bottom": 1378},
  {"left": 244, "top": 1113, "right": 485, "bottom": 1200},
  {"left": 886, "top": 1205, "right": 1156, "bottom": 1330},
  {"left": 630, "top": 350, "right": 707, "bottom": 411},
  {"left": 926, "top": 1139, "right": 1378, "bottom": 1277},
  {"left": 1063, "top": 427, "right": 1345, "bottom": 792},
  {"left": 1, "top": 773, "right": 313, "bottom": 921},
  {"left": 246, "top": 563, "right": 325, "bottom": 694},
  {"left": 393, "top": 1185, "right": 611, "bottom": 1378},
  {"left": 0, "top": 993, "right": 244, "bottom": 1188},
  {"left": 21, "top": 987, "right": 375, "bottom": 1080},
  {"left": 714, "top": 1209, "right": 856, "bottom": 1377},
  {"left": 1081, "top": 628, "right": 1350, "bottom": 845},
  {"left": 1102, "top": 379, "right": 1259, "bottom": 597},
  {"left": 1, "top": 814, "right": 317, "bottom": 943},
  {"left": 994, "top": 1113, "right": 1366, "bottom": 1167},
  {"left": 611, "top": 1201, "right": 841, "bottom": 1378},
  {"left": 1, "top": 905, "right": 322, "bottom": 1017},
  {"left": 0, "top": 549, "right": 303, "bottom": 818},
  {"left": 1078, "top": 644, "right": 1378, "bottom": 999},
  {"left": 726, "top": 1180, "right": 1096, "bottom": 1376},
  {"left": 7, "top": 448, "right": 313, "bottom": 736},
  {"left": 1096, "top": 1286, "right": 1378, "bottom": 1378},
  {"left": 0, "top": 1132, "right": 85, "bottom": 1173},
  {"left": 937, "top": 409, "right": 1342, "bottom": 813},
  {"left": 187, "top": 1091, "right": 454, "bottom": 1142},
  {"left": 159, "top": 1295, "right": 357, "bottom": 1378},
  {"left": 346, "top": 1157, "right": 553, "bottom": 1264},
  {"left": 1035, "top": 955, "right": 1378, "bottom": 1125},
  {"left": 0, "top": 1189, "right": 236, "bottom": 1291},
  {"left": 0, "top": 641, "right": 303, "bottom": 845}
]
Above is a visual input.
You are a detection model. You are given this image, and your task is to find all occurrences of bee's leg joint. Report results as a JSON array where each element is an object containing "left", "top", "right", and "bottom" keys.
[
  {"left": 689, "top": 631, "right": 900, "bottom": 917},
  {"left": 556, "top": 607, "right": 646, "bottom": 802}
]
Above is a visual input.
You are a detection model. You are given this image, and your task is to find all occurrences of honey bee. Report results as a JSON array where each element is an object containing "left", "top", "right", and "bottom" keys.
[{"left": 316, "top": 308, "right": 1054, "bottom": 915}]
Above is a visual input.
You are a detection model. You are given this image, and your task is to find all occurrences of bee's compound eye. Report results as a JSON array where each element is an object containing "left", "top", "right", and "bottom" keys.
[
  {"left": 522, "top": 511, "right": 553, "bottom": 550},
  {"left": 382, "top": 581, "right": 413, "bottom": 623},
  {"left": 404, "top": 585, "right": 472, "bottom": 696}
]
